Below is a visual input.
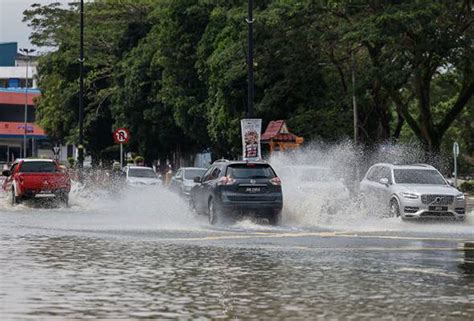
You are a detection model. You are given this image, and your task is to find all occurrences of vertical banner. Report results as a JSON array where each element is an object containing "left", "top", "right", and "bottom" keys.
[{"left": 241, "top": 118, "right": 262, "bottom": 161}]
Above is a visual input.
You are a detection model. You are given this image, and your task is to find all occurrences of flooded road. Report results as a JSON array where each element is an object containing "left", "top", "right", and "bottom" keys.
[{"left": 1, "top": 187, "right": 473, "bottom": 319}]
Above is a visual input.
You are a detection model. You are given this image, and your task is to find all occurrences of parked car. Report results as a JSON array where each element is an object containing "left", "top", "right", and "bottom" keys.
[
  {"left": 170, "top": 167, "right": 207, "bottom": 197},
  {"left": 123, "top": 166, "right": 161, "bottom": 186},
  {"left": 359, "top": 163, "right": 466, "bottom": 220},
  {"left": 190, "top": 160, "right": 283, "bottom": 225},
  {"left": 2, "top": 159, "right": 71, "bottom": 206},
  {"left": 278, "top": 165, "right": 350, "bottom": 213}
]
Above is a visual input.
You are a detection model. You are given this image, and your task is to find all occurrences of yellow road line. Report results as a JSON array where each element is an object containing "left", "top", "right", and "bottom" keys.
[{"left": 156, "top": 230, "right": 474, "bottom": 243}]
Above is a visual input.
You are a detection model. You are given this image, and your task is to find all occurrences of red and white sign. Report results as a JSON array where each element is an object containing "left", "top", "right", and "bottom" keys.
[{"left": 113, "top": 128, "right": 130, "bottom": 144}]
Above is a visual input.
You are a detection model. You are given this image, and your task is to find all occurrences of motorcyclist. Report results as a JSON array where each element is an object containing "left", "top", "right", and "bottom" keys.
[{"left": 109, "top": 161, "right": 126, "bottom": 186}]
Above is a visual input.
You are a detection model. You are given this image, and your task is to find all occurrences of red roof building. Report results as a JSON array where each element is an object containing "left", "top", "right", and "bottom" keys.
[{"left": 261, "top": 120, "right": 303, "bottom": 153}]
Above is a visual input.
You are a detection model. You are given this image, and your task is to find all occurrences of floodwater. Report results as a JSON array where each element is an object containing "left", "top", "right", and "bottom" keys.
[{"left": 1, "top": 183, "right": 474, "bottom": 319}]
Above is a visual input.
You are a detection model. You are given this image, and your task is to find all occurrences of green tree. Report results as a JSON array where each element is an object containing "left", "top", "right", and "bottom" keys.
[{"left": 345, "top": 0, "right": 474, "bottom": 152}]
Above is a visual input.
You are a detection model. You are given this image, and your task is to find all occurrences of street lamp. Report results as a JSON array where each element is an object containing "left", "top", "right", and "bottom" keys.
[
  {"left": 78, "top": 0, "right": 85, "bottom": 169},
  {"left": 246, "top": 0, "right": 254, "bottom": 118},
  {"left": 19, "top": 48, "right": 35, "bottom": 158}
]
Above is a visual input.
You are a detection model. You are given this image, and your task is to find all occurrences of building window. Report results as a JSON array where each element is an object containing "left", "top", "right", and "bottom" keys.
[
  {"left": 19, "top": 79, "right": 34, "bottom": 88},
  {"left": 67, "top": 145, "right": 73, "bottom": 158}
]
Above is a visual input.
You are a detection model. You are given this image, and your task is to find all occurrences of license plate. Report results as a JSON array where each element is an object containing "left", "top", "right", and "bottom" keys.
[
  {"left": 39, "top": 190, "right": 52, "bottom": 194},
  {"left": 429, "top": 206, "right": 447, "bottom": 211},
  {"left": 245, "top": 187, "right": 261, "bottom": 193}
]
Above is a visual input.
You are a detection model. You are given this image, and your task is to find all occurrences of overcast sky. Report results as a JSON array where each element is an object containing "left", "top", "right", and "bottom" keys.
[{"left": 0, "top": 0, "right": 70, "bottom": 51}]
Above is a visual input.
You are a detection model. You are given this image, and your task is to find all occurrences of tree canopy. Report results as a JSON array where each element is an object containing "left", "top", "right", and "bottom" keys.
[{"left": 24, "top": 0, "right": 473, "bottom": 169}]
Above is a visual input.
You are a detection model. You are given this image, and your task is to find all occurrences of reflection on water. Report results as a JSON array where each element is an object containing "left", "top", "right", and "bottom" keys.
[
  {"left": 459, "top": 242, "right": 474, "bottom": 276},
  {"left": 1, "top": 234, "right": 474, "bottom": 319}
]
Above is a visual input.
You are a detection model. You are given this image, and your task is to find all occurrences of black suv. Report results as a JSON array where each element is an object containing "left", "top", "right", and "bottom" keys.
[{"left": 190, "top": 160, "right": 283, "bottom": 225}]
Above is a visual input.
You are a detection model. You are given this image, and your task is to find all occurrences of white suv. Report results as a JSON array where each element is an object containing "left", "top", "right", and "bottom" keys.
[{"left": 360, "top": 163, "right": 466, "bottom": 220}]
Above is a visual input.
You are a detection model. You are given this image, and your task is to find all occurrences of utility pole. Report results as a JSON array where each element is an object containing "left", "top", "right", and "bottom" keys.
[
  {"left": 351, "top": 50, "right": 358, "bottom": 145},
  {"left": 19, "top": 48, "right": 35, "bottom": 159},
  {"left": 78, "top": 0, "right": 85, "bottom": 168},
  {"left": 351, "top": 49, "right": 360, "bottom": 196},
  {"left": 246, "top": 0, "right": 254, "bottom": 118}
]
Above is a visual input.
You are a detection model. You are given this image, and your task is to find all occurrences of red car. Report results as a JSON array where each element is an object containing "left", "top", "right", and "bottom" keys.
[{"left": 2, "top": 159, "right": 71, "bottom": 206}]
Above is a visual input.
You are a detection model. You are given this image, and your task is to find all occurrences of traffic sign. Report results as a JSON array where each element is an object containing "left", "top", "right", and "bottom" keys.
[
  {"left": 453, "top": 142, "right": 459, "bottom": 188},
  {"left": 453, "top": 142, "right": 459, "bottom": 157},
  {"left": 52, "top": 146, "right": 60, "bottom": 160},
  {"left": 113, "top": 128, "right": 130, "bottom": 144}
]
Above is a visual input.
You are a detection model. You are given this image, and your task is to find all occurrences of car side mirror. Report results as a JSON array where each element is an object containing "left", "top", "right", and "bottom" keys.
[
  {"left": 379, "top": 178, "right": 389, "bottom": 186},
  {"left": 193, "top": 176, "right": 201, "bottom": 183},
  {"left": 447, "top": 179, "right": 455, "bottom": 187},
  {"left": 2, "top": 170, "right": 10, "bottom": 177}
]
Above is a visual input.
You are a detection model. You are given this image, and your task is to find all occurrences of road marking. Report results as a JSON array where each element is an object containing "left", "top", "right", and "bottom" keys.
[{"left": 156, "top": 230, "right": 474, "bottom": 243}]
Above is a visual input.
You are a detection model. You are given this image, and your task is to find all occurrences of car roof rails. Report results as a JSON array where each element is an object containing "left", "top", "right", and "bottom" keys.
[
  {"left": 213, "top": 159, "right": 230, "bottom": 164},
  {"left": 392, "top": 162, "right": 432, "bottom": 168}
]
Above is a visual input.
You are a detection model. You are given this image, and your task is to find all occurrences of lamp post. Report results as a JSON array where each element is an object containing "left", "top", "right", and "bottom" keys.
[
  {"left": 78, "top": 0, "right": 85, "bottom": 169},
  {"left": 19, "top": 48, "right": 35, "bottom": 159},
  {"left": 246, "top": 0, "right": 254, "bottom": 118},
  {"left": 351, "top": 51, "right": 358, "bottom": 145}
]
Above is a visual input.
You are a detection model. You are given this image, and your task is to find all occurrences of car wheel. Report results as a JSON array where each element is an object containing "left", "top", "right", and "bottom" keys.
[
  {"left": 389, "top": 198, "right": 401, "bottom": 218},
  {"left": 189, "top": 198, "right": 199, "bottom": 214},
  {"left": 268, "top": 209, "right": 282, "bottom": 226},
  {"left": 208, "top": 198, "right": 219, "bottom": 225},
  {"left": 11, "top": 188, "right": 19, "bottom": 206},
  {"left": 359, "top": 194, "right": 371, "bottom": 216},
  {"left": 59, "top": 193, "right": 69, "bottom": 207}
]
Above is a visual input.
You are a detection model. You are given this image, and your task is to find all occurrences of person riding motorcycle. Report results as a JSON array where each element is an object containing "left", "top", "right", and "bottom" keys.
[{"left": 109, "top": 161, "right": 126, "bottom": 186}]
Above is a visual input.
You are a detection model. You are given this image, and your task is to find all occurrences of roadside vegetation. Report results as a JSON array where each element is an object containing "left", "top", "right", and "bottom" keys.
[{"left": 24, "top": 0, "right": 473, "bottom": 172}]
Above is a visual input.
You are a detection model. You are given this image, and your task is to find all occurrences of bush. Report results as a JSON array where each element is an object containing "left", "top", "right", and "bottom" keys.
[
  {"left": 460, "top": 180, "right": 474, "bottom": 193},
  {"left": 67, "top": 157, "right": 75, "bottom": 168},
  {"left": 134, "top": 156, "right": 144, "bottom": 164}
]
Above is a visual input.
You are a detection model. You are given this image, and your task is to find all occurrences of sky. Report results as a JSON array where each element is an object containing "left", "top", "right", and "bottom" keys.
[{"left": 0, "top": 0, "right": 70, "bottom": 51}]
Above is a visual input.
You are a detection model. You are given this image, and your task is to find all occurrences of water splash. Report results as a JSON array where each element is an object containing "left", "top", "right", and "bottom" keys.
[{"left": 270, "top": 140, "right": 473, "bottom": 234}]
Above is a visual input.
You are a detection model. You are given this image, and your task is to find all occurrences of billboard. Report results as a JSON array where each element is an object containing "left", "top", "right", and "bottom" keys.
[{"left": 241, "top": 118, "right": 262, "bottom": 161}]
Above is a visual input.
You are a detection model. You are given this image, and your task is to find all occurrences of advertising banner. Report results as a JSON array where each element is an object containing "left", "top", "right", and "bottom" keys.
[{"left": 241, "top": 118, "right": 262, "bottom": 161}]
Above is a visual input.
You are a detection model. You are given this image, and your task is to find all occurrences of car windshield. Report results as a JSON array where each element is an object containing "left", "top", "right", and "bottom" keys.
[
  {"left": 184, "top": 169, "right": 206, "bottom": 180},
  {"left": 20, "top": 161, "right": 57, "bottom": 173},
  {"left": 128, "top": 168, "right": 157, "bottom": 178},
  {"left": 227, "top": 164, "right": 275, "bottom": 179},
  {"left": 394, "top": 169, "right": 446, "bottom": 185}
]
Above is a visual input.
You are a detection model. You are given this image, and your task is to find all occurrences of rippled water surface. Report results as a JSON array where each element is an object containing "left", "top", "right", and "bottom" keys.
[{"left": 1, "top": 186, "right": 474, "bottom": 319}]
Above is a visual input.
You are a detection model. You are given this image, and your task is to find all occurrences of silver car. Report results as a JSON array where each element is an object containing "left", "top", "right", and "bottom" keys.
[
  {"left": 170, "top": 167, "right": 207, "bottom": 197},
  {"left": 123, "top": 166, "right": 161, "bottom": 186},
  {"left": 359, "top": 163, "right": 466, "bottom": 220}
]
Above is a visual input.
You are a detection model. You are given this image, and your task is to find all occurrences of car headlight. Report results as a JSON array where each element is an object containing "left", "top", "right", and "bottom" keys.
[
  {"left": 400, "top": 192, "right": 419, "bottom": 199},
  {"left": 455, "top": 193, "right": 465, "bottom": 201}
]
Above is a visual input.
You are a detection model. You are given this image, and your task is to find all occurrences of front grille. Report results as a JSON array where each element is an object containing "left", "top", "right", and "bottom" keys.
[
  {"left": 421, "top": 194, "right": 454, "bottom": 205},
  {"left": 404, "top": 206, "right": 419, "bottom": 213},
  {"left": 420, "top": 211, "right": 454, "bottom": 218},
  {"left": 455, "top": 208, "right": 465, "bottom": 214}
]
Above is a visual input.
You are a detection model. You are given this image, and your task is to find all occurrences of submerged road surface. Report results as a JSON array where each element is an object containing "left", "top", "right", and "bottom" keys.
[{"left": 0, "top": 188, "right": 473, "bottom": 319}]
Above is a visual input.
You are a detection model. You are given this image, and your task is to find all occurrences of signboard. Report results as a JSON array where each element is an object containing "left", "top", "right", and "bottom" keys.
[
  {"left": 52, "top": 146, "right": 60, "bottom": 160},
  {"left": 453, "top": 142, "right": 459, "bottom": 188},
  {"left": 453, "top": 142, "right": 459, "bottom": 157},
  {"left": 113, "top": 128, "right": 130, "bottom": 144},
  {"left": 113, "top": 128, "right": 130, "bottom": 169},
  {"left": 241, "top": 119, "right": 262, "bottom": 161}
]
